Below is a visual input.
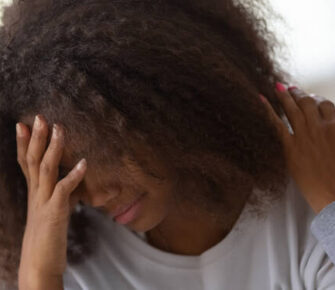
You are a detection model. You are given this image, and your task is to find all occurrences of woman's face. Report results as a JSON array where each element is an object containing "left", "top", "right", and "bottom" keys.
[
  {"left": 19, "top": 115, "right": 179, "bottom": 232},
  {"left": 62, "top": 149, "right": 178, "bottom": 232}
]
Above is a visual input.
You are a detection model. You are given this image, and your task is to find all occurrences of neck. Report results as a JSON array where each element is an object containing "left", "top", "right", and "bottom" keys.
[{"left": 145, "top": 197, "right": 248, "bottom": 256}]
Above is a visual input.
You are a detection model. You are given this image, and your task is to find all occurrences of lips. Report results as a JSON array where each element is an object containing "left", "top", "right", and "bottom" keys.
[{"left": 110, "top": 192, "right": 145, "bottom": 218}]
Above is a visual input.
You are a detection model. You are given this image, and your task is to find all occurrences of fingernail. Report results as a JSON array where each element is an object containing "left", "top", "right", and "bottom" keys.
[
  {"left": 34, "top": 114, "right": 42, "bottom": 128},
  {"left": 16, "top": 123, "right": 23, "bottom": 136},
  {"left": 76, "top": 158, "right": 87, "bottom": 171},
  {"left": 276, "top": 82, "right": 286, "bottom": 92},
  {"left": 53, "top": 123, "right": 60, "bottom": 138}
]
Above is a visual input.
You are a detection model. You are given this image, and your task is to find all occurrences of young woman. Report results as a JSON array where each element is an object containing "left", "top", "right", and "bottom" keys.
[{"left": 1, "top": 0, "right": 335, "bottom": 289}]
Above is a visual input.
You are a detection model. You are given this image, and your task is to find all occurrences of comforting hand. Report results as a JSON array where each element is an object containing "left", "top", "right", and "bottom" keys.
[
  {"left": 16, "top": 114, "right": 87, "bottom": 288},
  {"left": 260, "top": 83, "right": 335, "bottom": 214}
]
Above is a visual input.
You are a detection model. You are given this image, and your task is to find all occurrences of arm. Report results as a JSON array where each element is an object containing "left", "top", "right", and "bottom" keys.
[
  {"left": 16, "top": 117, "right": 86, "bottom": 290},
  {"left": 19, "top": 269, "right": 63, "bottom": 290},
  {"left": 310, "top": 201, "right": 335, "bottom": 265}
]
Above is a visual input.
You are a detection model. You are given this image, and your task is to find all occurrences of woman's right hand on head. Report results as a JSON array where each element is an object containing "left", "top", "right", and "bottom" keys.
[{"left": 16, "top": 114, "right": 87, "bottom": 287}]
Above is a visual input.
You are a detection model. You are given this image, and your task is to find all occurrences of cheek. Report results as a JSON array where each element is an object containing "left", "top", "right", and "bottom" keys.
[
  {"left": 132, "top": 185, "right": 175, "bottom": 231},
  {"left": 148, "top": 187, "right": 173, "bottom": 214}
]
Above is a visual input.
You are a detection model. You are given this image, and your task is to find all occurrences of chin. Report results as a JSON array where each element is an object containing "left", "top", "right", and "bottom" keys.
[
  {"left": 126, "top": 209, "right": 167, "bottom": 233},
  {"left": 122, "top": 191, "right": 172, "bottom": 233}
]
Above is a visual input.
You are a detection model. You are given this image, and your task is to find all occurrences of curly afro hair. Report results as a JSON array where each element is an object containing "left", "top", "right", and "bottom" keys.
[{"left": 0, "top": 0, "right": 292, "bottom": 287}]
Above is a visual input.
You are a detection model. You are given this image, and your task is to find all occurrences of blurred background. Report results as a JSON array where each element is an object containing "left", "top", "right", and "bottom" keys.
[
  {"left": 269, "top": 0, "right": 335, "bottom": 100},
  {"left": 0, "top": 0, "right": 334, "bottom": 100}
]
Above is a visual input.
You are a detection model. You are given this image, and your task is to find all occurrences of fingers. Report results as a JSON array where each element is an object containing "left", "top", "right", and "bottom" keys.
[
  {"left": 261, "top": 83, "right": 335, "bottom": 144},
  {"left": 289, "top": 87, "right": 335, "bottom": 122},
  {"left": 16, "top": 123, "right": 31, "bottom": 186},
  {"left": 16, "top": 113, "right": 87, "bottom": 212},
  {"left": 318, "top": 99, "right": 335, "bottom": 121},
  {"left": 26, "top": 115, "right": 49, "bottom": 190},
  {"left": 38, "top": 124, "right": 66, "bottom": 202},
  {"left": 259, "top": 94, "right": 292, "bottom": 143},
  {"left": 274, "top": 83, "right": 308, "bottom": 140},
  {"left": 286, "top": 87, "right": 322, "bottom": 131},
  {"left": 51, "top": 158, "right": 87, "bottom": 209}
]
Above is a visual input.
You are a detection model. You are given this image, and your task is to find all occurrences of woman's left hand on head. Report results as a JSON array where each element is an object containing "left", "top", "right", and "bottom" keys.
[{"left": 260, "top": 82, "right": 335, "bottom": 214}]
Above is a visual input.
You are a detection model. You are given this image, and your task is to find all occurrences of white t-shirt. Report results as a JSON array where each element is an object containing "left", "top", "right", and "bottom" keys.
[{"left": 63, "top": 175, "right": 335, "bottom": 290}]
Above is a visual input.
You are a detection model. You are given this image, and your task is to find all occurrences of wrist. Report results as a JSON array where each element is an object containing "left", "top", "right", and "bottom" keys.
[{"left": 19, "top": 268, "right": 64, "bottom": 290}]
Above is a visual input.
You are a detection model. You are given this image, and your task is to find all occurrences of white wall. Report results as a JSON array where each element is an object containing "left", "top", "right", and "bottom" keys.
[
  {"left": 269, "top": 0, "right": 335, "bottom": 99},
  {"left": 0, "top": 0, "right": 11, "bottom": 26}
]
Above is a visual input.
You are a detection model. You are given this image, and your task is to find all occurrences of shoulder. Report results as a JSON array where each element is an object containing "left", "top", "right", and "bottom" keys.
[{"left": 271, "top": 175, "right": 335, "bottom": 287}]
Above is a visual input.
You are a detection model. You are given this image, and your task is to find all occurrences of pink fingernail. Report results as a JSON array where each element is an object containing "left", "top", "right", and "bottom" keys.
[{"left": 276, "top": 82, "right": 286, "bottom": 92}]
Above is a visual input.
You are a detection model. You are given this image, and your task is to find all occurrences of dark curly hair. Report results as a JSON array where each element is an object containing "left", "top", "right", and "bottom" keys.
[{"left": 0, "top": 0, "right": 292, "bottom": 288}]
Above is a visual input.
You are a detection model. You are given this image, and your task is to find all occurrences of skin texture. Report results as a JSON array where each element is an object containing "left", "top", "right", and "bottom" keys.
[
  {"left": 262, "top": 84, "right": 335, "bottom": 214},
  {"left": 16, "top": 116, "right": 86, "bottom": 289},
  {"left": 17, "top": 82, "right": 335, "bottom": 288},
  {"left": 0, "top": 0, "right": 292, "bottom": 288},
  {"left": 19, "top": 114, "right": 247, "bottom": 257}
]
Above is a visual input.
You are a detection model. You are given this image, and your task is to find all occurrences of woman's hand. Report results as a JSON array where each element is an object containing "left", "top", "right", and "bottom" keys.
[
  {"left": 16, "top": 114, "right": 87, "bottom": 287},
  {"left": 260, "top": 83, "right": 335, "bottom": 214}
]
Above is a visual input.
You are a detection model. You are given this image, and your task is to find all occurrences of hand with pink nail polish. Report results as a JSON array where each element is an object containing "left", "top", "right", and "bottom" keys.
[{"left": 260, "top": 83, "right": 335, "bottom": 214}]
